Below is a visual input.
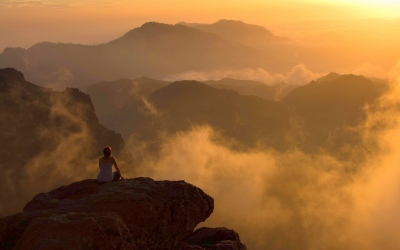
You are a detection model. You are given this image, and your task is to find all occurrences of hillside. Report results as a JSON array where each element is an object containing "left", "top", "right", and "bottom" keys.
[
  {"left": 87, "top": 73, "right": 384, "bottom": 158},
  {"left": 87, "top": 77, "right": 170, "bottom": 124},
  {"left": 149, "top": 81, "right": 290, "bottom": 148},
  {"left": 203, "top": 78, "right": 297, "bottom": 101},
  {"left": 0, "top": 68, "right": 125, "bottom": 217},
  {"left": 89, "top": 80, "right": 291, "bottom": 151},
  {"left": 282, "top": 74, "right": 381, "bottom": 153}
]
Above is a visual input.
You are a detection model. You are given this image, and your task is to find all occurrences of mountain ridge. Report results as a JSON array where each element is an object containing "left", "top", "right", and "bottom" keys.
[
  {"left": 177, "top": 19, "right": 289, "bottom": 48},
  {"left": 0, "top": 21, "right": 293, "bottom": 90}
]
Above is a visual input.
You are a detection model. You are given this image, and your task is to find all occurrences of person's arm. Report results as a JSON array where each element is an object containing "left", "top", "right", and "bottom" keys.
[
  {"left": 113, "top": 157, "right": 125, "bottom": 180},
  {"left": 98, "top": 158, "right": 101, "bottom": 169}
]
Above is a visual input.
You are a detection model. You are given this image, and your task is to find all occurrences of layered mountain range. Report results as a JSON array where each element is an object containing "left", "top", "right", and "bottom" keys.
[
  {"left": 0, "top": 21, "right": 281, "bottom": 90},
  {"left": 178, "top": 19, "right": 289, "bottom": 48},
  {"left": 86, "top": 77, "right": 297, "bottom": 130},
  {"left": 87, "top": 72, "right": 385, "bottom": 157}
]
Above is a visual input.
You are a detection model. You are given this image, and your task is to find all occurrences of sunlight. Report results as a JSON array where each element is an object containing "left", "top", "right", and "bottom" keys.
[
  {"left": 335, "top": 0, "right": 400, "bottom": 6},
  {"left": 360, "top": 0, "right": 399, "bottom": 4}
]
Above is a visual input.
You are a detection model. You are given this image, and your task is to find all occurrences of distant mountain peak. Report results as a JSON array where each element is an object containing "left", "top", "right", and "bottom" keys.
[
  {"left": 0, "top": 68, "right": 25, "bottom": 82},
  {"left": 121, "top": 22, "right": 195, "bottom": 39},
  {"left": 177, "top": 19, "right": 288, "bottom": 48},
  {"left": 215, "top": 19, "right": 246, "bottom": 24}
]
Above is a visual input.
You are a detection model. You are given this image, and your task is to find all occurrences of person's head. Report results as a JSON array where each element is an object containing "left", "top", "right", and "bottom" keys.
[{"left": 103, "top": 146, "right": 112, "bottom": 157}]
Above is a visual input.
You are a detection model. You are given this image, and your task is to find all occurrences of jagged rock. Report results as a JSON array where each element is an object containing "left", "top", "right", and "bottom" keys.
[
  {"left": 0, "top": 178, "right": 215, "bottom": 250},
  {"left": 182, "top": 227, "right": 247, "bottom": 250}
]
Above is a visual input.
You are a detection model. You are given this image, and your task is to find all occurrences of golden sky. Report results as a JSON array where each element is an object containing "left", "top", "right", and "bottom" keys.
[{"left": 0, "top": 0, "right": 400, "bottom": 50}]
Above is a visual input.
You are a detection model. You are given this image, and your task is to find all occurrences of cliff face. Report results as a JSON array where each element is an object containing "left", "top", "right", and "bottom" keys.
[
  {"left": 0, "top": 68, "right": 125, "bottom": 217},
  {"left": 0, "top": 178, "right": 246, "bottom": 250}
]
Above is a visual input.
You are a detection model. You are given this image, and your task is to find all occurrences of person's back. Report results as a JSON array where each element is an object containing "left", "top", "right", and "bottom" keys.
[
  {"left": 96, "top": 146, "right": 124, "bottom": 183},
  {"left": 97, "top": 156, "right": 115, "bottom": 182}
]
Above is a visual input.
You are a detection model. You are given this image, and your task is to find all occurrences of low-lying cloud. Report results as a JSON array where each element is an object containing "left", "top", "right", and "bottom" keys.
[
  {"left": 1, "top": 90, "right": 98, "bottom": 216},
  {"left": 126, "top": 71, "right": 400, "bottom": 249},
  {"left": 164, "top": 64, "right": 323, "bottom": 86}
]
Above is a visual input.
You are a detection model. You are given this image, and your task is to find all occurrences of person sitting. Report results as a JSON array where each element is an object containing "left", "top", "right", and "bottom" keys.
[{"left": 97, "top": 146, "right": 125, "bottom": 183}]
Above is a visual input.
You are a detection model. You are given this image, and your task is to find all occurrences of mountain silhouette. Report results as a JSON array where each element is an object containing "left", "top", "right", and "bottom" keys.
[
  {"left": 88, "top": 80, "right": 291, "bottom": 151},
  {"left": 178, "top": 19, "right": 289, "bottom": 49},
  {"left": 203, "top": 78, "right": 297, "bottom": 101},
  {"left": 282, "top": 74, "right": 381, "bottom": 153},
  {"left": 0, "top": 22, "right": 289, "bottom": 90},
  {"left": 86, "top": 73, "right": 384, "bottom": 158},
  {"left": 148, "top": 80, "right": 291, "bottom": 149}
]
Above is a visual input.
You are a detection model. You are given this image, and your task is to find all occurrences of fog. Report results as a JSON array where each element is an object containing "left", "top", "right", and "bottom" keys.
[
  {"left": 164, "top": 64, "right": 323, "bottom": 86},
  {"left": 116, "top": 71, "right": 400, "bottom": 249},
  {"left": 1, "top": 87, "right": 101, "bottom": 216}
]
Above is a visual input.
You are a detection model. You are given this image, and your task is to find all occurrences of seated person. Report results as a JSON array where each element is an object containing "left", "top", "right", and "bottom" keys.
[{"left": 97, "top": 146, "right": 125, "bottom": 183}]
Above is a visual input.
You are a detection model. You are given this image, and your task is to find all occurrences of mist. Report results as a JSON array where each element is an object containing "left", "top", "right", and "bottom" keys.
[
  {"left": 115, "top": 72, "right": 400, "bottom": 249},
  {"left": 164, "top": 64, "right": 323, "bottom": 86},
  {"left": 0, "top": 80, "right": 125, "bottom": 217}
]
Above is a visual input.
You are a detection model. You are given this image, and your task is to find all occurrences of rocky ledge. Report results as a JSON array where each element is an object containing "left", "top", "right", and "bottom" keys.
[{"left": 0, "top": 178, "right": 246, "bottom": 250}]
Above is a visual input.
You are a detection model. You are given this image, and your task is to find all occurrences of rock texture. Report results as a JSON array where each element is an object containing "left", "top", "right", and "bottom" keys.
[
  {"left": 182, "top": 227, "right": 247, "bottom": 250},
  {"left": 0, "top": 178, "right": 246, "bottom": 250}
]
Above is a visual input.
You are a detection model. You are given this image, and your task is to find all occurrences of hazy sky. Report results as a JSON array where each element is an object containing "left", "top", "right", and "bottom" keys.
[{"left": 1, "top": 0, "right": 400, "bottom": 51}]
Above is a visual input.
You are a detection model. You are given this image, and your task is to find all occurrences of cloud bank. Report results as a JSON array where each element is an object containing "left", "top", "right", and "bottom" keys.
[
  {"left": 164, "top": 64, "right": 324, "bottom": 86},
  {"left": 125, "top": 70, "right": 400, "bottom": 249}
]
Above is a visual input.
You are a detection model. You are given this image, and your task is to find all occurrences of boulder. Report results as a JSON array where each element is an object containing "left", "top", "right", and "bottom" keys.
[
  {"left": 1, "top": 178, "right": 213, "bottom": 249},
  {"left": 0, "top": 177, "right": 246, "bottom": 249},
  {"left": 14, "top": 212, "right": 135, "bottom": 250},
  {"left": 0, "top": 178, "right": 246, "bottom": 250},
  {"left": 182, "top": 227, "right": 247, "bottom": 250}
]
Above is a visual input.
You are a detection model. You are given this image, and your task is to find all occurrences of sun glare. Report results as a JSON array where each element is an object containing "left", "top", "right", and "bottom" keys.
[{"left": 337, "top": 0, "right": 400, "bottom": 5}]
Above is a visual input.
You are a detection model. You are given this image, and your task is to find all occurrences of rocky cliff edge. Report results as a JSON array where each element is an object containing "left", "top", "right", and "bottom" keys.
[{"left": 0, "top": 178, "right": 246, "bottom": 250}]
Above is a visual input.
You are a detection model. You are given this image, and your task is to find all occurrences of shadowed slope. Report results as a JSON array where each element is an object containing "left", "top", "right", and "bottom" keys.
[
  {"left": 0, "top": 68, "right": 124, "bottom": 217},
  {"left": 87, "top": 77, "right": 170, "bottom": 124},
  {"left": 204, "top": 78, "right": 297, "bottom": 101},
  {"left": 147, "top": 81, "right": 291, "bottom": 150},
  {"left": 282, "top": 74, "right": 380, "bottom": 153}
]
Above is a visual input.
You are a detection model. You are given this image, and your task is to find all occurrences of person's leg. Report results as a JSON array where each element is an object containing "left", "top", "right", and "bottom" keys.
[{"left": 112, "top": 171, "right": 121, "bottom": 182}]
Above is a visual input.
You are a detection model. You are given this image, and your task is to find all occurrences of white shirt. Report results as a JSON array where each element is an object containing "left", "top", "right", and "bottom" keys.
[{"left": 97, "top": 162, "right": 114, "bottom": 182}]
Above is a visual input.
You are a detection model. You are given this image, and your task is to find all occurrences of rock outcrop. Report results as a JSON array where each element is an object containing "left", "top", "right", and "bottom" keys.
[
  {"left": 181, "top": 227, "right": 247, "bottom": 250},
  {"left": 0, "top": 178, "right": 246, "bottom": 250}
]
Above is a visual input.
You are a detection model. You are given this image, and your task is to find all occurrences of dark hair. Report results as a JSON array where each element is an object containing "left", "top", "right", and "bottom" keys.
[{"left": 103, "top": 146, "right": 112, "bottom": 157}]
